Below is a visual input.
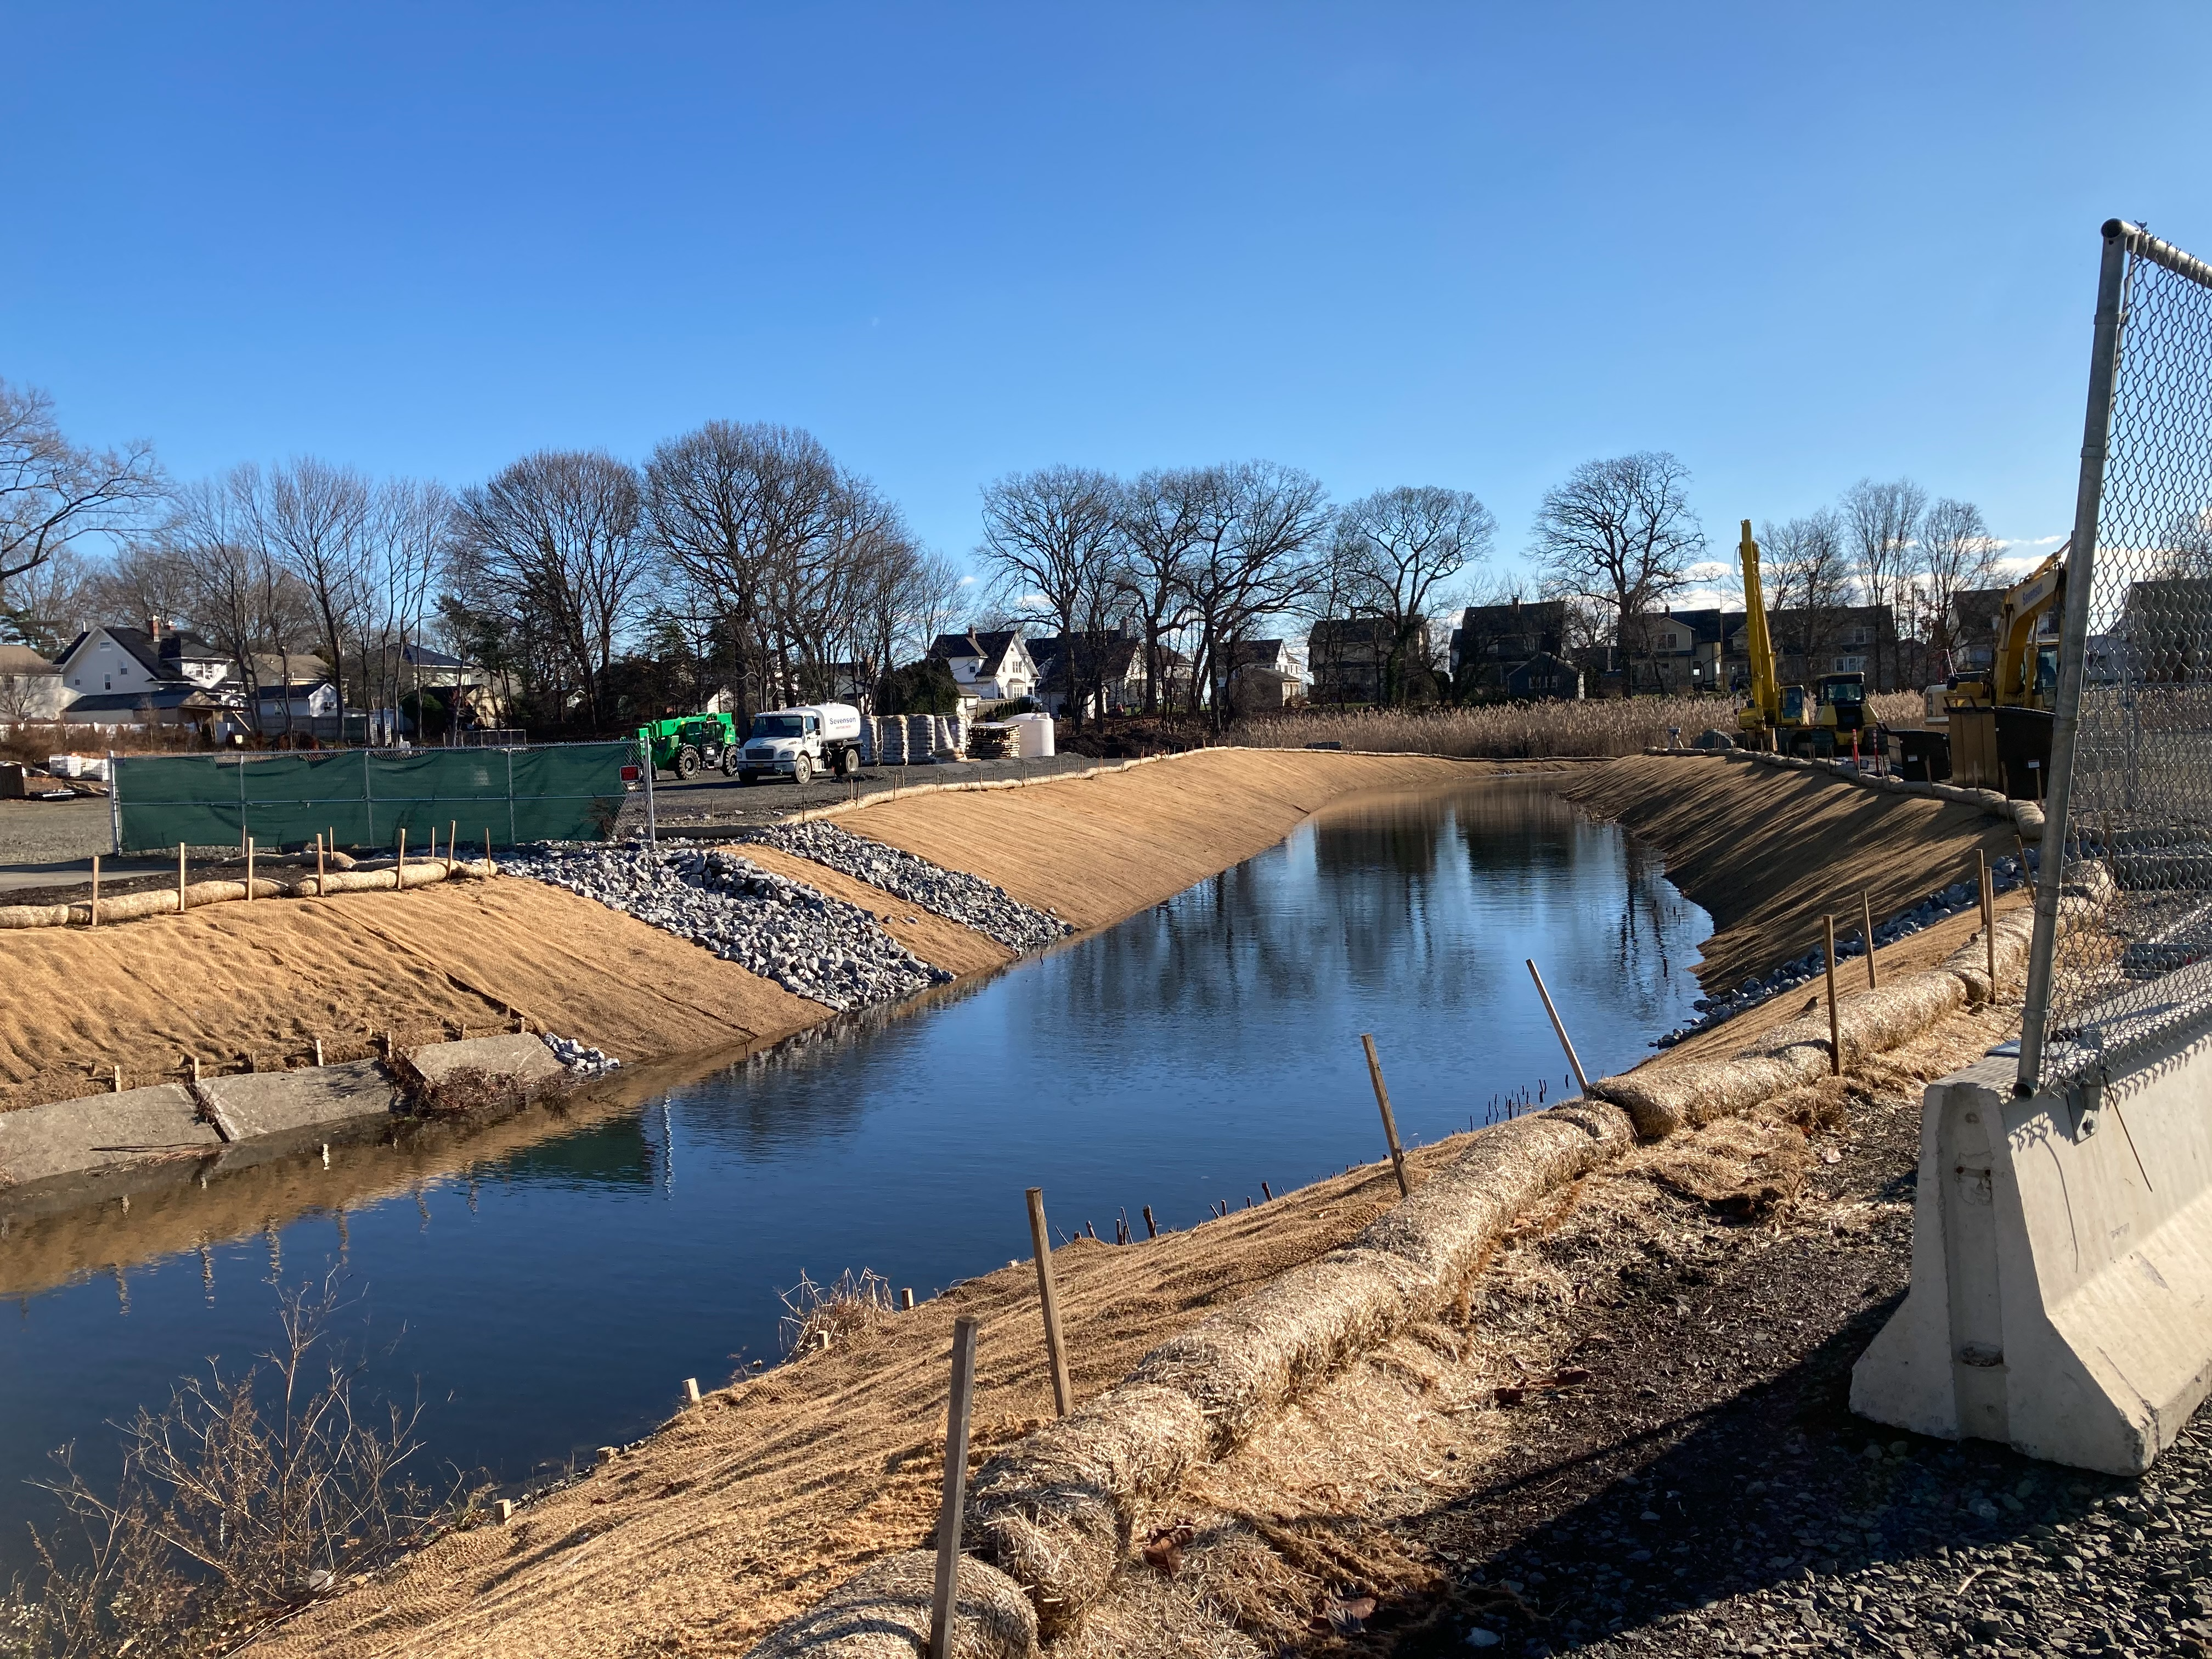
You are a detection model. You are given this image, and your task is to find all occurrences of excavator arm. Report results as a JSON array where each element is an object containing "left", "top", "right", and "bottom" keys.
[
  {"left": 1994, "top": 544, "right": 2066, "bottom": 707},
  {"left": 1737, "top": 520, "right": 1782, "bottom": 735}
]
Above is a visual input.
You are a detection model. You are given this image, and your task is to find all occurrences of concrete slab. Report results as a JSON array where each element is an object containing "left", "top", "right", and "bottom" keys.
[
  {"left": 406, "top": 1034, "right": 566, "bottom": 1092},
  {"left": 1853, "top": 1028, "right": 2212, "bottom": 1474},
  {"left": 195, "top": 1060, "right": 399, "bottom": 1141},
  {"left": 0, "top": 1084, "right": 222, "bottom": 1187}
]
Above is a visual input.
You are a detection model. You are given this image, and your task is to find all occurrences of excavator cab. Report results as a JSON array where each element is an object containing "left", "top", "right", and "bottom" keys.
[
  {"left": 1816, "top": 673, "right": 1867, "bottom": 732},
  {"left": 1778, "top": 684, "right": 1807, "bottom": 726}
]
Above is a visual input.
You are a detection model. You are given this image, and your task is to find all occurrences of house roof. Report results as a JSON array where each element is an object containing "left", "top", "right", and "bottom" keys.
[
  {"left": 250, "top": 652, "right": 332, "bottom": 687},
  {"left": 1031, "top": 633, "right": 1143, "bottom": 680},
  {"left": 1229, "top": 638, "right": 1293, "bottom": 670},
  {"left": 403, "top": 642, "right": 471, "bottom": 670},
  {"left": 58, "top": 625, "right": 225, "bottom": 680},
  {"left": 928, "top": 630, "right": 1026, "bottom": 678},
  {"left": 0, "top": 645, "right": 57, "bottom": 675},
  {"left": 63, "top": 687, "right": 230, "bottom": 713}
]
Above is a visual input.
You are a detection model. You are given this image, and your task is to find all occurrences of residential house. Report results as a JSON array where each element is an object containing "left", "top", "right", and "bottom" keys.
[
  {"left": 1308, "top": 617, "right": 1432, "bottom": 704},
  {"left": 927, "top": 630, "right": 1039, "bottom": 712},
  {"left": 1225, "top": 637, "right": 1304, "bottom": 712},
  {"left": 0, "top": 645, "right": 70, "bottom": 721},
  {"left": 1616, "top": 607, "right": 1726, "bottom": 695},
  {"left": 1450, "top": 600, "right": 1567, "bottom": 690},
  {"left": 1717, "top": 604, "right": 1900, "bottom": 692},
  {"left": 52, "top": 620, "right": 241, "bottom": 732},
  {"left": 1030, "top": 630, "right": 1149, "bottom": 718},
  {"left": 1504, "top": 651, "right": 1584, "bottom": 701}
]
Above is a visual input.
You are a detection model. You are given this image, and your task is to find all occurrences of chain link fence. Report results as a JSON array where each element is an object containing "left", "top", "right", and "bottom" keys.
[{"left": 2022, "top": 221, "right": 2212, "bottom": 1094}]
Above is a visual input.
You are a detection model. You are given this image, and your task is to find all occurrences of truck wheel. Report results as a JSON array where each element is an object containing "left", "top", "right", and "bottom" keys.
[
  {"left": 836, "top": 747, "right": 859, "bottom": 779},
  {"left": 675, "top": 747, "right": 701, "bottom": 779},
  {"left": 737, "top": 770, "right": 757, "bottom": 786},
  {"left": 792, "top": 754, "right": 814, "bottom": 786},
  {"left": 721, "top": 749, "right": 740, "bottom": 776}
]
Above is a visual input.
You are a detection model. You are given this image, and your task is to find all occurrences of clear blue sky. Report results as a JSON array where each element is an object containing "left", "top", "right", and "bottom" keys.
[{"left": 9, "top": 4, "right": 2209, "bottom": 595}]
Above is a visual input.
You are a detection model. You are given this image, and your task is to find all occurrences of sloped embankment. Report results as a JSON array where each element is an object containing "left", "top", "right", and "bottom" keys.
[{"left": 1565, "top": 753, "right": 2026, "bottom": 994}]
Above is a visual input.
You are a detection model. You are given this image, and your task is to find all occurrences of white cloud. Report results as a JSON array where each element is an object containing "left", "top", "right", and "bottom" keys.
[{"left": 957, "top": 574, "right": 977, "bottom": 586}]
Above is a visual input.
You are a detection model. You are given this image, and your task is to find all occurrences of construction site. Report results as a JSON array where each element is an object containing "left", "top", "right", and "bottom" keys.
[{"left": 3, "top": 123, "right": 2212, "bottom": 1659}]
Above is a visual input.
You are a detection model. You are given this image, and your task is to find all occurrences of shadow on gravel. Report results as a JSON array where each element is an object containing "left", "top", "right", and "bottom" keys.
[{"left": 1383, "top": 1301, "right": 2142, "bottom": 1656}]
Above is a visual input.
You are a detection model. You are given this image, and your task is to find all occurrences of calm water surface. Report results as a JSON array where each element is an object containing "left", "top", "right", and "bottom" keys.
[{"left": 0, "top": 778, "right": 1708, "bottom": 1562}]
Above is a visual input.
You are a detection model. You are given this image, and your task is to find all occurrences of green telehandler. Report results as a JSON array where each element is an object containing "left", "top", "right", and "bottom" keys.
[{"left": 636, "top": 712, "right": 739, "bottom": 780}]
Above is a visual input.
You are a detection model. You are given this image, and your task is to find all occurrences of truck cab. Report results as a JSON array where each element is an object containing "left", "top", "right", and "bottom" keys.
[{"left": 734, "top": 703, "right": 864, "bottom": 786}]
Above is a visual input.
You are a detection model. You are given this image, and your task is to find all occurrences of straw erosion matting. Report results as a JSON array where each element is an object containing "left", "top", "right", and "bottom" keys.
[
  {"left": 0, "top": 876, "right": 825, "bottom": 1114},
  {"left": 838, "top": 747, "right": 1492, "bottom": 932},
  {"left": 1564, "top": 753, "right": 2029, "bottom": 994},
  {"left": 237, "top": 1148, "right": 1463, "bottom": 1659}
]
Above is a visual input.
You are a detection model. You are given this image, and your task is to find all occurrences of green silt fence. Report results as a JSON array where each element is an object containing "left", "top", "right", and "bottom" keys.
[{"left": 111, "top": 742, "right": 638, "bottom": 853}]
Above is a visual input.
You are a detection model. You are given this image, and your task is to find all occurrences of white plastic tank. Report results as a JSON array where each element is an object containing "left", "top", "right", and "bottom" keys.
[{"left": 1010, "top": 712, "right": 1056, "bottom": 758}]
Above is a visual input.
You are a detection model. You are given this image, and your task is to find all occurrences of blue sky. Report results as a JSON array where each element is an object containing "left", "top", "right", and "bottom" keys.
[{"left": 8, "top": 4, "right": 2210, "bottom": 599}]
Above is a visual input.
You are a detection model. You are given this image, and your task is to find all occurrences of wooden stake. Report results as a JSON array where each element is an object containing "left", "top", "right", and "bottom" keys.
[
  {"left": 245, "top": 836, "right": 255, "bottom": 899},
  {"left": 317, "top": 834, "right": 326, "bottom": 895},
  {"left": 448, "top": 820, "right": 457, "bottom": 877},
  {"left": 1980, "top": 849, "right": 1996, "bottom": 990},
  {"left": 88, "top": 854, "right": 99, "bottom": 926},
  {"left": 1360, "top": 1033, "right": 1412, "bottom": 1198},
  {"left": 112, "top": 1064, "right": 122, "bottom": 1093},
  {"left": 178, "top": 842, "right": 187, "bottom": 912},
  {"left": 1526, "top": 959, "right": 1592, "bottom": 1097},
  {"left": 928, "top": 1316, "right": 980, "bottom": 1659},
  {"left": 1824, "top": 915, "right": 1843, "bottom": 1077},
  {"left": 1142, "top": 1205, "right": 1157, "bottom": 1239},
  {"left": 1261, "top": 1181, "right": 1272, "bottom": 1201},
  {"left": 397, "top": 827, "right": 405, "bottom": 872},
  {"left": 485, "top": 827, "right": 493, "bottom": 862},
  {"left": 1024, "top": 1187, "right": 1073, "bottom": 1417},
  {"left": 1861, "top": 890, "right": 1878, "bottom": 991},
  {"left": 900, "top": 1288, "right": 916, "bottom": 1311},
  {"left": 682, "top": 1377, "right": 702, "bottom": 1407}
]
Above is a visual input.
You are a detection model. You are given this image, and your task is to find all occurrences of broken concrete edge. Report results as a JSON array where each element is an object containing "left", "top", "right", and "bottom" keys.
[
  {"left": 0, "top": 859, "right": 501, "bottom": 931},
  {"left": 0, "top": 1035, "right": 591, "bottom": 1192},
  {"left": 1852, "top": 1019, "right": 2212, "bottom": 1477}
]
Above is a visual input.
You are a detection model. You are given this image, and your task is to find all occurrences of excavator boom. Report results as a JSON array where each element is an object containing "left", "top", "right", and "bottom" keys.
[{"left": 1737, "top": 520, "right": 1782, "bottom": 734}]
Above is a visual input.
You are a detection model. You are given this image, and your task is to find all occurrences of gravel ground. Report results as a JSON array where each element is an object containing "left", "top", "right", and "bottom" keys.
[
  {"left": 1380, "top": 1003, "right": 2197, "bottom": 1659},
  {"left": 1662, "top": 852, "right": 2038, "bottom": 1046},
  {"left": 498, "top": 842, "right": 952, "bottom": 1011},
  {"left": 740, "top": 820, "right": 1073, "bottom": 953},
  {"left": 615, "top": 752, "right": 1110, "bottom": 835},
  {"left": 0, "top": 798, "right": 115, "bottom": 872}
]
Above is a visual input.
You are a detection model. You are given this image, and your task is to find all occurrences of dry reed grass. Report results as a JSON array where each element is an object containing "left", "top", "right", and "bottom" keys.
[
  {"left": 777, "top": 1269, "right": 898, "bottom": 1360},
  {"left": 1225, "top": 698, "right": 1726, "bottom": 759}
]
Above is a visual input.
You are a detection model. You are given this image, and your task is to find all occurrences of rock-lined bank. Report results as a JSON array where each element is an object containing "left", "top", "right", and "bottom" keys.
[
  {"left": 740, "top": 821, "right": 1072, "bottom": 955},
  {"left": 499, "top": 844, "right": 953, "bottom": 1012}
]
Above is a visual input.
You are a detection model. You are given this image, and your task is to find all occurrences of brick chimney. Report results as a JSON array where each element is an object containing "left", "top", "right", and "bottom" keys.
[{"left": 146, "top": 616, "right": 167, "bottom": 641}]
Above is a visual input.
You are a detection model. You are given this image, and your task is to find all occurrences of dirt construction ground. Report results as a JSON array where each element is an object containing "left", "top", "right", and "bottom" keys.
[{"left": 11, "top": 748, "right": 2123, "bottom": 1657}]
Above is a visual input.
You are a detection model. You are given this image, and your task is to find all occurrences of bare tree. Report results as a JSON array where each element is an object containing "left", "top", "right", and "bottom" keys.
[
  {"left": 1841, "top": 477, "right": 1926, "bottom": 691},
  {"left": 975, "top": 466, "right": 1121, "bottom": 722},
  {"left": 357, "top": 479, "right": 453, "bottom": 739},
  {"left": 0, "top": 378, "right": 166, "bottom": 590},
  {"left": 453, "top": 452, "right": 649, "bottom": 730},
  {"left": 0, "top": 545, "right": 101, "bottom": 651},
  {"left": 1758, "top": 507, "right": 1853, "bottom": 680},
  {"left": 1185, "top": 462, "right": 1332, "bottom": 727},
  {"left": 1112, "top": 469, "right": 1211, "bottom": 716},
  {"left": 86, "top": 541, "right": 196, "bottom": 635},
  {"left": 641, "top": 422, "right": 849, "bottom": 719},
  {"left": 1331, "top": 485, "right": 1495, "bottom": 704},
  {"left": 1917, "top": 496, "right": 2001, "bottom": 668},
  {"left": 236, "top": 459, "right": 373, "bottom": 718},
  {"left": 1531, "top": 452, "right": 1703, "bottom": 695},
  {"left": 165, "top": 476, "right": 287, "bottom": 726}
]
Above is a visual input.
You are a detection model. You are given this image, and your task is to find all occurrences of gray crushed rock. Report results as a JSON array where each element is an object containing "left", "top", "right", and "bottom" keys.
[
  {"left": 541, "top": 1034, "right": 621, "bottom": 1077},
  {"left": 742, "top": 820, "right": 1073, "bottom": 955},
  {"left": 500, "top": 843, "right": 953, "bottom": 1012}
]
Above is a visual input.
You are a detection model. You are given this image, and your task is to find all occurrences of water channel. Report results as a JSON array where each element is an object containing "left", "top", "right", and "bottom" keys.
[{"left": 0, "top": 777, "right": 1710, "bottom": 1565}]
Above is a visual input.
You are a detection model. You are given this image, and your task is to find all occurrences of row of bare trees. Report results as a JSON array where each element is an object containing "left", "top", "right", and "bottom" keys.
[{"left": 976, "top": 463, "right": 1496, "bottom": 724}]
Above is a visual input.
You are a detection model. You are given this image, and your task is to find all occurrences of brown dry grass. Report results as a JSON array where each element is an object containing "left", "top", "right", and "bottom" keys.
[
  {"left": 1226, "top": 699, "right": 1726, "bottom": 760},
  {"left": 0, "top": 879, "right": 822, "bottom": 1114},
  {"left": 1566, "top": 753, "right": 2024, "bottom": 992},
  {"left": 240, "top": 1151, "right": 1449, "bottom": 1658}
]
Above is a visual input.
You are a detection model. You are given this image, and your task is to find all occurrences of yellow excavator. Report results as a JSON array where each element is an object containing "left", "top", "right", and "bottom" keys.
[
  {"left": 1735, "top": 520, "right": 1867, "bottom": 754},
  {"left": 1942, "top": 544, "right": 2065, "bottom": 795}
]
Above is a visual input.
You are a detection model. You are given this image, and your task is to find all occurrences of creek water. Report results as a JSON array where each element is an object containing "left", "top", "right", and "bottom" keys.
[{"left": 0, "top": 777, "right": 1709, "bottom": 1566}]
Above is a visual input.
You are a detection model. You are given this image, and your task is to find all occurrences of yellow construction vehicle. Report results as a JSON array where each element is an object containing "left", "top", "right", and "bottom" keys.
[
  {"left": 1944, "top": 544, "right": 2065, "bottom": 795},
  {"left": 1735, "top": 518, "right": 1870, "bottom": 756},
  {"left": 1735, "top": 520, "right": 1806, "bottom": 748}
]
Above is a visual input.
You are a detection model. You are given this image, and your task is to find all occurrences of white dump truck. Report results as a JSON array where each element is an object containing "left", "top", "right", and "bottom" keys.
[{"left": 729, "top": 703, "right": 864, "bottom": 785}]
